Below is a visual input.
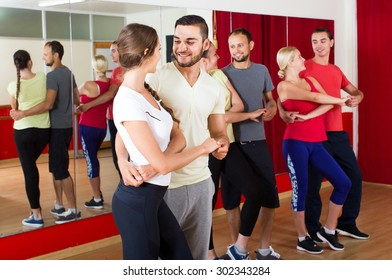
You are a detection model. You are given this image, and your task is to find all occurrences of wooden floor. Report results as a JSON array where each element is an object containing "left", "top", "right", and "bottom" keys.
[
  {"left": 1, "top": 149, "right": 391, "bottom": 260},
  {"left": 37, "top": 185, "right": 392, "bottom": 260},
  {"left": 0, "top": 148, "right": 118, "bottom": 237}
]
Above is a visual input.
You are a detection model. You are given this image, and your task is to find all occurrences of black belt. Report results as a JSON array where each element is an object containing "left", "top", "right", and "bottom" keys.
[{"left": 239, "top": 141, "right": 253, "bottom": 145}]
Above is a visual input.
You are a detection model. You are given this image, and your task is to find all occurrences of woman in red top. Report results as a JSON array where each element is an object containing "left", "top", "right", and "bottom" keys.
[
  {"left": 79, "top": 55, "right": 111, "bottom": 209},
  {"left": 276, "top": 46, "right": 351, "bottom": 254}
]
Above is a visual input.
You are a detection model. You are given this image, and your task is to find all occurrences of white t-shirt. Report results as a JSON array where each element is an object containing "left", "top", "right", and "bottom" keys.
[{"left": 113, "top": 85, "right": 173, "bottom": 186}]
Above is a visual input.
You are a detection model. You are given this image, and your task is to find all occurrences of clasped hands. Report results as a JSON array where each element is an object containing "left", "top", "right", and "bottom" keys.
[
  {"left": 9, "top": 109, "right": 24, "bottom": 121},
  {"left": 119, "top": 137, "right": 229, "bottom": 187}
]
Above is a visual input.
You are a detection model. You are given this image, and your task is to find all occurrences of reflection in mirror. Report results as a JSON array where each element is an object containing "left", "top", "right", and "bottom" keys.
[
  {"left": 0, "top": 1, "right": 82, "bottom": 237},
  {"left": 0, "top": 3, "right": 78, "bottom": 237},
  {"left": 0, "top": 0, "right": 143, "bottom": 237}
]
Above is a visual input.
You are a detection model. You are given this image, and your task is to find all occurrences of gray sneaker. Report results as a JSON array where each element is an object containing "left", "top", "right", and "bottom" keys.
[
  {"left": 84, "top": 197, "right": 104, "bottom": 209},
  {"left": 55, "top": 209, "right": 81, "bottom": 224},
  {"left": 255, "top": 246, "right": 282, "bottom": 260},
  {"left": 50, "top": 206, "right": 66, "bottom": 216}
]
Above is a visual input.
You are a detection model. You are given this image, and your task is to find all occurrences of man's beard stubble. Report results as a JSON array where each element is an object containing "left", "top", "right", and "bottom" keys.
[
  {"left": 172, "top": 49, "right": 205, "bottom": 68},
  {"left": 232, "top": 53, "right": 249, "bottom": 63}
]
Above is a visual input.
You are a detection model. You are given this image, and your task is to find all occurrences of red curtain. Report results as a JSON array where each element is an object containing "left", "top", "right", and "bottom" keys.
[
  {"left": 357, "top": 0, "right": 392, "bottom": 184},
  {"left": 215, "top": 11, "right": 334, "bottom": 175}
]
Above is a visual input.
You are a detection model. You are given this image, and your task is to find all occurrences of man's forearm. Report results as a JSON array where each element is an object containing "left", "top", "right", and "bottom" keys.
[
  {"left": 162, "top": 122, "right": 186, "bottom": 154},
  {"left": 24, "top": 102, "right": 51, "bottom": 117}
]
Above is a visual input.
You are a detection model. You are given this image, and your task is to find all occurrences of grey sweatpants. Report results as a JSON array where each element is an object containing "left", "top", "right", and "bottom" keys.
[{"left": 164, "top": 177, "right": 215, "bottom": 260}]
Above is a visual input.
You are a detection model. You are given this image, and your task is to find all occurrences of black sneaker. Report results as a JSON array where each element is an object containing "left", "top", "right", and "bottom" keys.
[
  {"left": 297, "top": 236, "right": 324, "bottom": 254},
  {"left": 336, "top": 225, "right": 369, "bottom": 240},
  {"left": 50, "top": 206, "right": 66, "bottom": 216},
  {"left": 309, "top": 232, "right": 326, "bottom": 244},
  {"left": 255, "top": 247, "right": 282, "bottom": 260},
  {"left": 55, "top": 210, "right": 81, "bottom": 224},
  {"left": 84, "top": 197, "right": 104, "bottom": 209},
  {"left": 317, "top": 228, "right": 344, "bottom": 251}
]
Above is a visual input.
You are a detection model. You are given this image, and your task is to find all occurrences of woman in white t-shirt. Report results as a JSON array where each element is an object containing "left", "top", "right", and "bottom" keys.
[{"left": 112, "top": 23, "right": 219, "bottom": 260}]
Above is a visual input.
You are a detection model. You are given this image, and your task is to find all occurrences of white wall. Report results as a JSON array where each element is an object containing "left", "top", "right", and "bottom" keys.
[
  {"left": 122, "top": 0, "right": 357, "bottom": 83},
  {"left": 1, "top": 38, "right": 44, "bottom": 105},
  {"left": 126, "top": 7, "right": 186, "bottom": 66},
  {"left": 0, "top": 38, "right": 92, "bottom": 105},
  {"left": 1, "top": 1, "right": 358, "bottom": 101}
]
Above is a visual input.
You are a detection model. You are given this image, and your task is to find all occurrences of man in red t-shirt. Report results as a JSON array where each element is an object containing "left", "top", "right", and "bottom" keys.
[{"left": 279, "top": 27, "right": 367, "bottom": 241}]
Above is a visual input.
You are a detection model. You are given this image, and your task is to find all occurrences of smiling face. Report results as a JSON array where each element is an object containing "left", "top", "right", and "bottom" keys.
[
  {"left": 290, "top": 49, "right": 306, "bottom": 72},
  {"left": 172, "top": 24, "right": 208, "bottom": 68},
  {"left": 42, "top": 45, "right": 55, "bottom": 67},
  {"left": 311, "top": 31, "right": 334, "bottom": 59},
  {"left": 228, "top": 33, "right": 254, "bottom": 63}
]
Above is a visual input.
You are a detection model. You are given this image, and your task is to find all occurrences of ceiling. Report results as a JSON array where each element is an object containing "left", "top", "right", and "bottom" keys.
[{"left": 0, "top": 0, "right": 162, "bottom": 15}]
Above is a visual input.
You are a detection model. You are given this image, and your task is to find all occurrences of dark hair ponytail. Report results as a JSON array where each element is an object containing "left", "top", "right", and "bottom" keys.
[
  {"left": 13, "top": 50, "right": 31, "bottom": 110},
  {"left": 144, "top": 82, "right": 179, "bottom": 123}
]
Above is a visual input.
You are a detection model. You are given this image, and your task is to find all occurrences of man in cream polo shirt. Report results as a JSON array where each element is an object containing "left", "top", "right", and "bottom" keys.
[
  {"left": 148, "top": 15, "right": 228, "bottom": 260},
  {"left": 117, "top": 15, "right": 228, "bottom": 260}
]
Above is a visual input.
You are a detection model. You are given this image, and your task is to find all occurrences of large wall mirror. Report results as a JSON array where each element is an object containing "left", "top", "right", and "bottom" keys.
[
  {"left": 0, "top": 0, "right": 196, "bottom": 239},
  {"left": 0, "top": 0, "right": 335, "bottom": 240}
]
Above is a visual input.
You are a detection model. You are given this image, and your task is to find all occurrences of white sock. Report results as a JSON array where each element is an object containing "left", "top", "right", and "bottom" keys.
[
  {"left": 94, "top": 197, "right": 102, "bottom": 203},
  {"left": 54, "top": 202, "right": 64, "bottom": 209},
  {"left": 298, "top": 235, "right": 307, "bottom": 242},
  {"left": 233, "top": 244, "right": 247, "bottom": 255},
  {"left": 324, "top": 227, "right": 335, "bottom": 235},
  {"left": 258, "top": 248, "right": 271, "bottom": 256}
]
